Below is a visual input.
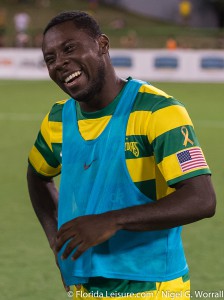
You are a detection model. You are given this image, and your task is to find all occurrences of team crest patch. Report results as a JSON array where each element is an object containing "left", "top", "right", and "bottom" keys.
[
  {"left": 125, "top": 141, "right": 140, "bottom": 157},
  {"left": 176, "top": 147, "right": 208, "bottom": 172}
]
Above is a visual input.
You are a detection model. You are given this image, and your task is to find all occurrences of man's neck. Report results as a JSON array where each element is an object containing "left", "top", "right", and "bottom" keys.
[{"left": 79, "top": 77, "right": 126, "bottom": 113}]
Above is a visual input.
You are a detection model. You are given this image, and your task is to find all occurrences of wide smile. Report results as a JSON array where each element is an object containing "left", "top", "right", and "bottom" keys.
[{"left": 64, "top": 70, "right": 82, "bottom": 87}]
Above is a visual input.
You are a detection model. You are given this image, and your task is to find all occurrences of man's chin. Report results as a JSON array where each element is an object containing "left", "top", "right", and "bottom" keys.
[
  {"left": 71, "top": 89, "right": 97, "bottom": 103},
  {"left": 69, "top": 93, "right": 90, "bottom": 103}
]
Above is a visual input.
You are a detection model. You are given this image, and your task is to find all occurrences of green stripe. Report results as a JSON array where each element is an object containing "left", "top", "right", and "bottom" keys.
[
  {"left": 52, "top": 143, "right": 62, "bottom": 164},
  {"left": 51, "top": 136, "right": 152, "bottom": 163},
  {"left": 125, "top": 135, "right": 153, "bottom": 159},
  {"left": 48, "top": 102, "right": 64, "bottom": 122},
  {"left": 84, "top": 277, "right": 156, "bottom": 296},
  {"left": 151, "top": 97, "right": 184, "bottom": 113},
  {"left": 168, "top": 169, "right": 211, "bottom": 186},
  {"left": 182, "top": 272, "right": 190, "bottom": 283},
  {"left": 34, "top": 131, "right": 60, "bottom": 168},
  {"left": 132, "top": 93, "right": 184, "bottom": 113},
  {"left": 132, "top": 92, "right": 163, "bottom": 112},
  {"left": 153, "top": 125, "right": 200, "bottom": 164},
  {"left": 135, "top": 179, "right": 157, "bottom": 200}
]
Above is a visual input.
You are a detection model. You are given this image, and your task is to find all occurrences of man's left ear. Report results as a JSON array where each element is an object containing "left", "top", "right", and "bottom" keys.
[{"left": 98, "top": 34, "right": 109, "bottom": 54}]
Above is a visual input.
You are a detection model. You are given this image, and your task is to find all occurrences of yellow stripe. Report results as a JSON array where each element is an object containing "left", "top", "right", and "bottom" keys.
[
  {"left": 46, "top": 111, "right": 151, "bottom": 144},
  {"left": 126, "top": 156, "right": 155, "bottom": 182},
  {"left": 77, "top": 111, "right": 152, "bottom": 140},
  {"left": 49, "top": 118, "right": 108, "bottom": 143},
  {"left": 49, "top": 121, "right": 62, "bottom": 143},
  {"left": 40, "top": 104, "right": 65, "bottom": 147},
  {"left": 126, "top": 111, "right": 151, "bottom": 136},
  {"left": 155, "top": 165, "right": 175, "bottom": 200},
  {"left": 139, "top": 84, "right": 171, "bottom": 98},
  {"left": 158, "top": 147, "right": 208, "bottom": 182},
  {"left": 49, "top": 116, "right": 113, "bottom": 142},
  {"left": 156, "top": 276, "right": 190, "bottom": 300},
  {"left": 40, "top": 113, "right": 52, "bottom": 151},
  {"left": 46, "top": 106, "right": 189, "bottom": 146},
  {"left": 78, "top": 116, "right": 111, "bottom": 140},
  {"left": 29, "top": 146, "right": 61, "bottom": 177},
  {"left": 149, "top": 105, "right": 193, "bottom": 142},
  {"left": 56, "top": 99, "right": 67, "bottom": 105}
]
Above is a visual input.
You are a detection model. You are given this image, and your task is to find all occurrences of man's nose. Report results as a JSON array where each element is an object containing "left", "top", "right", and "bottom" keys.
[{"left": 55, "top": 54, "right": 69, "bottom": 70}]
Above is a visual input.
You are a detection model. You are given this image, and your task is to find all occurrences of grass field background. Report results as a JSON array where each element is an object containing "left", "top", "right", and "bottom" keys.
[{"left": 0, "top": 80, "right": 223, "bottom": 300}]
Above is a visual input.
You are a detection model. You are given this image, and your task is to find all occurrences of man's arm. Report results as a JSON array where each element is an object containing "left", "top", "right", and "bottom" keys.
[
  {"left": 27, "top": 165, "right": 58, "bottom": 252},
  {"left": 27, "top": 165, "right": 71, "bottom": 291},
  {"left": 56, "top": 174, "right": 216, "bottom": 260},
  {"left": 113, "top": 174, "right": 216, "bottom": 230}
]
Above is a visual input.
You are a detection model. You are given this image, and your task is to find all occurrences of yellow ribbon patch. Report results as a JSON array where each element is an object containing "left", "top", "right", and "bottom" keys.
[{"left": 181, "top": 126, "right": 194, "bottom": 147}]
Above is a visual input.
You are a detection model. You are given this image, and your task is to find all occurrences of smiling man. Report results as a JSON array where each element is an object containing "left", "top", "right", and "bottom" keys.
[{"left": 27, "top": 11, "right": 216, "bottom": 300}]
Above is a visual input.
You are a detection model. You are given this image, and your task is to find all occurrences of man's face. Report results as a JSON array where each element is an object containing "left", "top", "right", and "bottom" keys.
[{"left": 42, "top": 21, "right": 106, "bottom": 102}]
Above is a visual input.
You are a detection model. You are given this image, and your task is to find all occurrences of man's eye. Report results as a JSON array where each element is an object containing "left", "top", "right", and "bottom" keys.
[
  {"left": 45, "top": 57, "right": 55, "bottom": 65},
  {"left": 65, "top": 45, "right": 75, "bottom": 53}
]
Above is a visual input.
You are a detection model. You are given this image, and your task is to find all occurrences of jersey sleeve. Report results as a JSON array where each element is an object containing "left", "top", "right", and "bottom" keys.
[
  {"left": 28, "top": 113, "right": 61, "bottom": 178},
  {"left": 148, "top": 97, "right": 211, "bottom": 186}
]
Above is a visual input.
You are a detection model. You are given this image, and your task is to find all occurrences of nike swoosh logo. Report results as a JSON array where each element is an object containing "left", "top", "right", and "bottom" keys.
[{"left": 83, "top": 159, "right": 96, "bottom": 170}]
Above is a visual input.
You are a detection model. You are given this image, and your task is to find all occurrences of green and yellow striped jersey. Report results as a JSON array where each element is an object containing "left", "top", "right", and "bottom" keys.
[{"left": 28, "top": 81, "right": 210, "bottom": 201}]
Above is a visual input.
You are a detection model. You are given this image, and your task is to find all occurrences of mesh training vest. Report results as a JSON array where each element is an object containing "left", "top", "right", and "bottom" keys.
[{"left": 58, "top": 79, "right": 188, "bottom": 286}]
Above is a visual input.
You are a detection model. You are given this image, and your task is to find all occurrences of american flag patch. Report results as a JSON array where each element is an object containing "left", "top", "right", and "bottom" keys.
[{"left": 177, "top": 147, "right": 208, "bottom": 172}]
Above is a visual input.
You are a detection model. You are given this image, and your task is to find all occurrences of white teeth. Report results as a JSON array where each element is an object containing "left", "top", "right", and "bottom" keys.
[{"left": 65, "top": 71, "right": 81, "bottom": 83}]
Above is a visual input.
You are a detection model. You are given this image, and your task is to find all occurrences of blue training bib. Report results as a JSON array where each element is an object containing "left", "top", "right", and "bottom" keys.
[{"left": 58, "top": 79, "right": 188, "bottom": 285}]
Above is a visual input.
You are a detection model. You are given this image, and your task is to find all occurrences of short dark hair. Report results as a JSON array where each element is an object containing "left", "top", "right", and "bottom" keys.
[{"left": 43, "top": 11, "right": 102, "bottom": 38}]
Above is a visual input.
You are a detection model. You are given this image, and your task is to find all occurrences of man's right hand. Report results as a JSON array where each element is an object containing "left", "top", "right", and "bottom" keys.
[{"left": 52, "top": 244, "right": 70, "bottom": 293}]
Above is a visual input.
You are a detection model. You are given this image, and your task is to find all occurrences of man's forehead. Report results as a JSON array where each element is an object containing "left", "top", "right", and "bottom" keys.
[{"left": 43, "top": 24, "right": 88, "bottom": 49}]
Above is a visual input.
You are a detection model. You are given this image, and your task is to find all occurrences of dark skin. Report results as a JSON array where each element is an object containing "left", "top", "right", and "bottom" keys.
[
  {"left": 42, "top": 21, "right": 125, "bottom": 112},
  {"left": 27, "top": 20, "right": 216, "bottom": 290},
  {"left": 26, "top": 167, "right": 70, "bottom": 291}
]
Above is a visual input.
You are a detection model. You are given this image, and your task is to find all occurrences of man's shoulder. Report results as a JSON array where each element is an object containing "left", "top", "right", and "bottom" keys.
[
  {"left": 139, "top": 83, "right": 171, "bottom": 99},
  {"left": 48, "top": 99, "right": 68, "bottom": 122},
  {"left": 133, "top": 83, "right": 184, "bottom": 113}
]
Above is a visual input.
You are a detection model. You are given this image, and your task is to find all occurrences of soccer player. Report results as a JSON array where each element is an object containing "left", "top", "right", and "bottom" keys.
[{"left": 27, "top": 11, "right": 216, "bottom": 300}]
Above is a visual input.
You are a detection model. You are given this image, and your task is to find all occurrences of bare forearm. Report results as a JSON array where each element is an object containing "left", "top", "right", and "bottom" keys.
[
  {"left": 27, "top": 166, "right": 58, "bottom": 250},
  {"left": 109, "top": 175, "right": 216, "bottom": 231},
  {"left": 55, "top": 175, "right": 216, "bottom": 260}
]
